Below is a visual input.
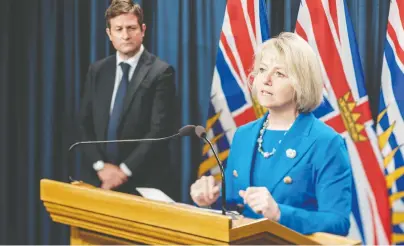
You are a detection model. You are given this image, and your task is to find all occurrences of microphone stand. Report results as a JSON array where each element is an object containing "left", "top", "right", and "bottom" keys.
[
  {"left": 195, "top": 126, "right": 226, "bottom": 216},
  {"left": 67, "top": 125, "right": 196, "bottom": 183}
]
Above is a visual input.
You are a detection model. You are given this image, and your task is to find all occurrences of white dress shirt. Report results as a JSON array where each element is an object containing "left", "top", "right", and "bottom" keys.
[{"left": 93, "top": 45, "right": 145, "bottom": 177}]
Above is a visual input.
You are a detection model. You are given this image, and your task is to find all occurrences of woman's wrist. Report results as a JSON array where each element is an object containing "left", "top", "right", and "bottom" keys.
[{"left": 274, "top": 205, "right": 281, "bottom": 221}]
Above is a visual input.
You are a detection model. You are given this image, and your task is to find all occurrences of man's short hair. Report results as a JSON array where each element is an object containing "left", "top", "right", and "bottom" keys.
[{"left": 105, "top": 0, "right": 144, "bottom": 29}]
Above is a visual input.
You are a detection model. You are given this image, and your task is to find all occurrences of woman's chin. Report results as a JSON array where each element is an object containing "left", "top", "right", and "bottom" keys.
[{"left": 257, "top": 99, "right": 275, "bottom": 109}]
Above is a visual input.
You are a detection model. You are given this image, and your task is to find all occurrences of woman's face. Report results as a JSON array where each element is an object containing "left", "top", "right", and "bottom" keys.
[{"left": 254, "top": 54, "right": 296, "bottom": 111}]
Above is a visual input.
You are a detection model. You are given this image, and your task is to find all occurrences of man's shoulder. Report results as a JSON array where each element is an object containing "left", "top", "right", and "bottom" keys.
[
  {"left": 145, "top": 50, "right": 173, "bottom": 72},
  {"left": 90, "top": 55, "right": 115, "bottom": 71}
]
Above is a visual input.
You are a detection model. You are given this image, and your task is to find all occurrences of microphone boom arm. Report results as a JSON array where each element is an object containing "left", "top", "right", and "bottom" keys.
[
  {"left": 201, "top": 137, "right": 226, "bottom": 216},
  {"left": 67, "top": 125, "right": 196, "bottom": 183},
  {"left": 68, "top": 133, "right": 180, "bottom": 152}
]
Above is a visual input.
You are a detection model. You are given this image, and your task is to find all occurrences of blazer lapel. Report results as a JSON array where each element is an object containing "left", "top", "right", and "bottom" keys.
[
  {"left": 97, "top": 56, "right": 116, "bottom": 140},
  {"left": 119, "top": 50, "right": 154, "bottom": 125},
  {"left": 266, "top": 113, "right": 316, "bottom": 193},
  {"left": 241, "top": 115, "right": 268, "bottom": 188}
]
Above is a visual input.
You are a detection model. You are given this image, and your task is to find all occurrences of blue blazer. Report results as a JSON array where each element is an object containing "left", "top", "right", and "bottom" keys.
[{"left": 222, "top": 112, "right": 352, "bottom": 236}]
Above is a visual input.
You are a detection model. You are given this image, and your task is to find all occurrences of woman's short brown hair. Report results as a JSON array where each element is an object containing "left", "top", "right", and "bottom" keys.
[{"left": 105, "top": 0, "right": 144, "bottom": 29}]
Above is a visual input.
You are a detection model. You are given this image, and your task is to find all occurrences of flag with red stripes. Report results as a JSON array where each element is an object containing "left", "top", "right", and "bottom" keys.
[
  {"left": 296, "top": 0, "right": 391, "bottom": 244},
  {"left": 198, "top": 0, "right": 269, "bottom": 179},
  {"left": 377, "top": 0, "right": 404, "bottom": 244}
]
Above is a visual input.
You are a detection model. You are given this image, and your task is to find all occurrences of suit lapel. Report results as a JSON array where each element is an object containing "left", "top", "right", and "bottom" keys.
[
  {"left": 97, "top": 56, "right": 116, "bottom": 140},
  {"left": 266, "top": 113, "right": 316, "bottom": 193},
  {"left": 119, "top": 50, "right": 154, "bottom": 125},
  {"left": 241, "top": 115, "right": 268, "bottom": 188}
]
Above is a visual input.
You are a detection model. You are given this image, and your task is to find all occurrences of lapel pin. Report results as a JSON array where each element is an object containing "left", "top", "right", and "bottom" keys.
[
  {"left": 286, "top": 148, "right": 297, "bottom": 159},
  {"left": 283, "top": 176, "right": 293, "bottom": 184},
  {"left": 233, "top": 170, "right": 238, "bottom": 178}
]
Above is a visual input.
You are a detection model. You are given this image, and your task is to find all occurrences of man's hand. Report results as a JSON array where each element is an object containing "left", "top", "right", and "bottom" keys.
[{"left": 97, "top": 163, "right": 128, "bottom": 190}]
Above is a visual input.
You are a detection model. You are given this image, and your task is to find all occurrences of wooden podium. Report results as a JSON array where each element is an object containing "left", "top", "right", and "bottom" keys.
[{"left": 40, "top": 179, "right": 360, "bottom": 245}]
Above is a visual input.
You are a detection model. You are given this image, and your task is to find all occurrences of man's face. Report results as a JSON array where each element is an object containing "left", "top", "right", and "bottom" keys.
[{"left": 106, "top": 13, "right": 146, "bottom": 59}]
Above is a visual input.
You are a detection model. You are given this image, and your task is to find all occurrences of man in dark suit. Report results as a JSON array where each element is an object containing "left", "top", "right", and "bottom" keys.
[{"left": 79, "top": 0, "right": 176, "bottom": 195}]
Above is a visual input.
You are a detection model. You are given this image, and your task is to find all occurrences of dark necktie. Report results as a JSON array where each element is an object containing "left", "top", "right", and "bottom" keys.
[{"left": 106, "top": 62, "right": 131, "bottom": 163}]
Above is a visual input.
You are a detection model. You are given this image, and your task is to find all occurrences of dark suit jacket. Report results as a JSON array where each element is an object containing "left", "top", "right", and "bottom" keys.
[{"left": 79, "top": 49, "right": 176, "bottom": 195}]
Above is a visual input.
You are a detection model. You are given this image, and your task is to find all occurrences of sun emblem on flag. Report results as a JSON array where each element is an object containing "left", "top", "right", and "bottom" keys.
[
  {"left": 338, "top": 92, "right": 367, "bottom": 142},
  {"left": 377, "top": 106, "right": 404, "bottom": 208},
  {"left": 377, "top": 104, "right": 404, "bottom": 238},
  {"left": 377, "top": 106, "right": 401, "bottom": 171}
]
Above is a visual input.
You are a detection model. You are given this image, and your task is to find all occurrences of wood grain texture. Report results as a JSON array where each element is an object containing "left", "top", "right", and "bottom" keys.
[
  {"left": 47, "top": 202, "right": 224, "bottom": 244},
  {"left": 307, "top": 232, "right": 362, "bottom": 245},
  {"left": 230, "top": 218, "right": 360, "bottom": 245},
  {"left": 41, "top": 179, "right": 230, "bottom": 242},
  {"left": 230, "top": 218, "right": 318, "bottom": 244},
  {"left": 41, "top": 179, "right": 361, "bottom": 245},
  {"left": 71, "top": 227, "right": 137, "bottom": 245}
]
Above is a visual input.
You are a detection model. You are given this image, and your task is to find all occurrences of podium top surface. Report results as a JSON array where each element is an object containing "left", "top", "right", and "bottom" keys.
[{"left": 40, "top": 179, "right": 360, "bottom": 245}]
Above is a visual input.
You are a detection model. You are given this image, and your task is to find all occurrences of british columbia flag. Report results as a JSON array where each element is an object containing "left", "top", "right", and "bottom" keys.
[
  {"left": 377, "top": 0, "right": 404, "bottom": 244},
  {"left": 296, "top": 0, "right": 390, "bottom": 244},
  {"left": 200, "top": 0, "right": 393, "bottom": 244},
  {"left": 198, "top": 0, "right": 269, "bottom": 179}
]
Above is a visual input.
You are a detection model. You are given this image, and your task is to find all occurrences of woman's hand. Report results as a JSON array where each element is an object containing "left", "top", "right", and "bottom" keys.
[
  {"left": 239, "top": 187, "right": 280, "bottom": 221},
  {"left": 190, "top": 175, "right": 221, "bottom": 207}
]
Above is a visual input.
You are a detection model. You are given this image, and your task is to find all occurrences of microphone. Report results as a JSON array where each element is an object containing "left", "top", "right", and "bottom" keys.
[
  {"left": 68, "top": 125, "right": 196, "bottom": 181},
  {"left": 195, "top": 125, "right": 227, "bottom": 216}
]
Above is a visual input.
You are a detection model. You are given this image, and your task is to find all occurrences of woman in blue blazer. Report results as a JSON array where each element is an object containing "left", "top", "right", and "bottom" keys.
[{"left": 190, "top": 32, "right": 352, "bottom": 236}]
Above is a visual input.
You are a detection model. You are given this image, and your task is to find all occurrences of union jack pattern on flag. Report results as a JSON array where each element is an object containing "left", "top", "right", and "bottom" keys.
[
  {"left": 377, "top": 0, "right": 404, "bottom": 244},
  {"left": 198, "top": 0, "right": 269, "bottom": 179},
  {"left": 296, "top": 0, "right": 391, "bottom": 244}
]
